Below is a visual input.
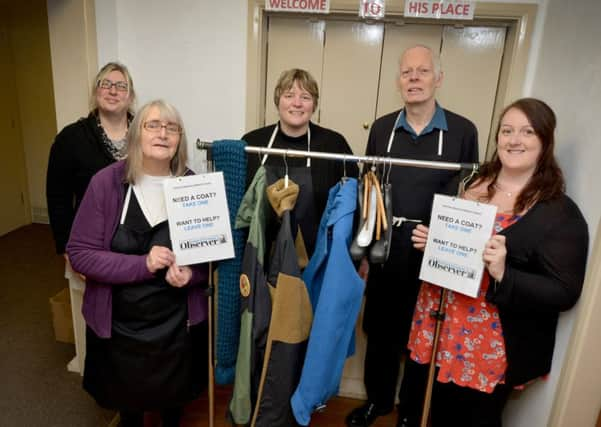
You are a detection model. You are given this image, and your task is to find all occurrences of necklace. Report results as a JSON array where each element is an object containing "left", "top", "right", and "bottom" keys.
[{"left": 494, "top": 182, "right": 519, "bottom": 197}]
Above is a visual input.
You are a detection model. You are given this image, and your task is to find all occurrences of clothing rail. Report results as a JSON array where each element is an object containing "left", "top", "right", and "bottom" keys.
[{"left": 196, "top": 139, "right": 478, "bottom": 172}]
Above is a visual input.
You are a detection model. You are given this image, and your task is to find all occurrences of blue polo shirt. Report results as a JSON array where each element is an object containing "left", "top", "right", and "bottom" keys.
[{"left": 395, "top": 103, "right": 448, "bottom": 139}]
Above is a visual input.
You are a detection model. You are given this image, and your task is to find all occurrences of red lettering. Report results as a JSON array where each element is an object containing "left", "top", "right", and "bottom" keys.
[
  {"left": 420, "top": 2, "right": 428, "bottom": 13},
  {"left": 441, "top": 3, "right": 468, "bottom": 16},
  {"left": 369, "top": 2, "right": 381, "bottom": 14},
  {"left": 408, "top": 1, "right": 418, "bottom": 13},
  {"left": 270, "top": 0, "right": 326, "bottom": 11},
  {"left": 431, "top": 2, "right": 440, "bottom": 14}
]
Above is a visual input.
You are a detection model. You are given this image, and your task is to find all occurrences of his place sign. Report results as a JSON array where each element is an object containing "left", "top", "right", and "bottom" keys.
[{"left": 404, "top": 0, "right": 475, "bottom": 20}]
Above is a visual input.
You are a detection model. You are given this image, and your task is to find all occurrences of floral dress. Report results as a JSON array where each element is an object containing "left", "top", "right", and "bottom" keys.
[{"left": 407, "top": 213, "right": 520, "bottom": 393}]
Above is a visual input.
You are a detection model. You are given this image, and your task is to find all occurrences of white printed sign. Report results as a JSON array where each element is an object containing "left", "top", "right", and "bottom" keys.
[
  {"left": 419, "top": 194, "right": 497, "bottom": 298},
  {"left": 359, "top": 0, "right": 385, "bottom": 19},
  {"left": 404, "top": 0, "right": 475, "bottom": 20},
  {"left": 163, "top": 173, "right": 234, "bottom": 266},
  {"left": 265, "top": 0, "right": 330, "bottom": 13}
]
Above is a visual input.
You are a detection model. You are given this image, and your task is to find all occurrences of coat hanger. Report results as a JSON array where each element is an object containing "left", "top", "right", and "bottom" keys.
[
  {"left": 457, "top": 163, "right": 478, "bottom": 197},
  {"left": 283, "top": 150, "right": 289, "bottom": 188}
]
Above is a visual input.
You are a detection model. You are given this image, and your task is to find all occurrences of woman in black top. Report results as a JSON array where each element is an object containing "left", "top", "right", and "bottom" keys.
[
  {"left": 46, "top": 62, "right": 136, "bottom": 256},
  {"left": 244, "top": 68, "right": 357, "bottom": 255},
  {"left": 410, "top": 98, "right": 589, "bottom": 426}
]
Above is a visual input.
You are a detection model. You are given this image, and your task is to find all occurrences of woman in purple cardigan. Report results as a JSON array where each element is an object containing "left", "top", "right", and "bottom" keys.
[{"left": 67, "top": 99, "right": 208, "bottom": 427}]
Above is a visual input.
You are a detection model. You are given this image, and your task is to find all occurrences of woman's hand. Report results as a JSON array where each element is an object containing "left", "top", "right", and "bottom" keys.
[
  {"left": 411, "top": 224, "right": 430, "bottom": 251},
  {"left": 483, "top": 235, "right": 507, "bottom": 282},
  {"left": 166, "top": 263, "right": 192, "bottom": 288},
  {"left": 146, "top": 245, "right": 175, "bottom": 273}
]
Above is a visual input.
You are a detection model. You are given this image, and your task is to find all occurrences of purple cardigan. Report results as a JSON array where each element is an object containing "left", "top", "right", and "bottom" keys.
[{"left": 66, "top": 161, "right": 208, "bottom": 338}]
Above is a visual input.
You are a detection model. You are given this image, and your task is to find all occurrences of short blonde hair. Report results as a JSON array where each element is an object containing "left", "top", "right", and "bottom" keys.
[
  {"left": 124, "top": 99, "right": 188, "bottom": 184},
  {"left": 89, "top": 62, "right": 136, "bottom": 114},
  {"left": 273, "top": 68, "right": 319, "bottom": 112}
]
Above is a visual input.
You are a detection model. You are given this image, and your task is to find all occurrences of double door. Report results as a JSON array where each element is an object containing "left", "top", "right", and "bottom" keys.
[
  {"left": 265, "top": 16, "right": 507, "bottom": 162},
  {"left": 0, "top": 16, "right": 30, "bottom": 235},
  {"left": 264, "top": 14, "right": 507, "bottom": 399}
]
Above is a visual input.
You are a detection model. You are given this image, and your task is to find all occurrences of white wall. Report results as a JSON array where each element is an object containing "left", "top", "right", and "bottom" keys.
[
  {"left": 95, "top": 0, "right": 248, "bottom": 167},
  {"left": 505, "top": 0, "right": 601, "bottom": 426}
]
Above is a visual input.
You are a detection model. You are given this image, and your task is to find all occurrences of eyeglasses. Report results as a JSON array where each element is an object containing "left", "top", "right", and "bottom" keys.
[
  {"left": 97, "top": 79, "right": 129, "bottom": 92},
  {"left": 143, "top": 120, "right": 182, "bottom": 135}
]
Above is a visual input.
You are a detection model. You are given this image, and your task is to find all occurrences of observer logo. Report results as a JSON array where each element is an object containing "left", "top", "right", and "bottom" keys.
[
  {"left": 427, "top": 257, "right": 476, "bottom": 279},
  {"left": 180, "top": 234, "right": 227, "bottom": 250}
]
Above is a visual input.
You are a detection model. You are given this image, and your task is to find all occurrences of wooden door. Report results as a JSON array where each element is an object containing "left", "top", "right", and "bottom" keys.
[
  {"left": 262, "top": 15, "right": 508, "bottom": 400},
  {"left": 319, "top": 20, "right": 384, "bottom": 155},
  {"left": 438, "top": 26, "right": 506, "bottom": 161},
  {"left": 0, "top": 16, "right": 30, "bottom": 235},
  {"left": 265, "top": 16, "right": 325, "bottom": 125}
]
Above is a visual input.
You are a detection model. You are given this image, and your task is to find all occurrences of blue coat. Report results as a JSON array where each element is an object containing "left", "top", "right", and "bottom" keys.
[{"left": 291, "top": 178, "right": 365, "bottom": 426}]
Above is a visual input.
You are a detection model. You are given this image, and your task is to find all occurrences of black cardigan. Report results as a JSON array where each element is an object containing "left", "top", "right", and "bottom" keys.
[
  {"left": 46, "top": 112, "right": 115, "bottom": 253},
  {"left": 486, "top": 194, "right": 589, "bottom": 385}
]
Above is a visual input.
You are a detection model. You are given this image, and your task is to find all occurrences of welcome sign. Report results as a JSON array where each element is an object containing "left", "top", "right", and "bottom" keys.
[
  {"left": 419, "top": 194, "right": 497, "bottom": 297},
  {"left": 265, "top": 0, "right": 330, "bottom": 13}
]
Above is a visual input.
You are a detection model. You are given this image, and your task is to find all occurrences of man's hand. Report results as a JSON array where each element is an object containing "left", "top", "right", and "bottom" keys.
[{"left": 411, "top": 224, "right": 429, "bottom": 251}]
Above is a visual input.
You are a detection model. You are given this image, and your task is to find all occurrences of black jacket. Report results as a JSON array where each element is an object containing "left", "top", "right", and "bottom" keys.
[
  {"left": 486, "top": 194, "right": 589, "bottom": 385},
  {"left": 46, "top": 112, "right": 115, "bottom": 253}
]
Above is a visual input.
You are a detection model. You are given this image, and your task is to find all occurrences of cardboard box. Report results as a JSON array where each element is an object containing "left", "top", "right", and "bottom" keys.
[{"left": 50, "top": 288, "right": 75, "bottom": 344}]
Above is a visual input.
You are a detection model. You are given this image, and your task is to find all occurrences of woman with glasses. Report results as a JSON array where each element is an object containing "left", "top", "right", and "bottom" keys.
[
  {"left": 66, "top": 100, "right": 208, "bottom": 427},
  {"left": 47, "top": 62, "right": 136, "bottom": 260},
  {"left": 408, "top": 98, "right": 588, "bottom": 426}
]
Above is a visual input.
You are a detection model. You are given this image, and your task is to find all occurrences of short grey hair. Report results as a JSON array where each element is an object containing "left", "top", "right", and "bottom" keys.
[{"left": 398, "top": 44, "right": 442, "bottom": 79}]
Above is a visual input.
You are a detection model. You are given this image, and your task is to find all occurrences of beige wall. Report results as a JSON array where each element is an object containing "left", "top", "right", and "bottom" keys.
[
  {"left": 47, "top": 0, "right": 98, "bottom": 131},
  {"left": 532, "top": 1, "right": 601, "bottom": 426},
  {"left": 6, "top": 1, "right": 57, "bottom": 223},
  {"left": 41, "top": 0, "right": 97, "bottom": 221}
]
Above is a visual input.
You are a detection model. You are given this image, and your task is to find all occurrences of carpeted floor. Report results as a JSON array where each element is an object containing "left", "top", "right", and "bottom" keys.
[{"left": 0, "top": 224, "right": 114, "bottom": 426}]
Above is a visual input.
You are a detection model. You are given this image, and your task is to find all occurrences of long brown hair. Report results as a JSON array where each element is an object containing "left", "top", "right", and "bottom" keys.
[{"left": 473, "top": 98, "right": 565, "bottom": 213}]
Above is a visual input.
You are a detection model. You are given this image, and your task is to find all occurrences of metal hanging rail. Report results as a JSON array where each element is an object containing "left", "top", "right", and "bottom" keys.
[
  {"left": 196, "top": 139, "right": 478, "bottom": 172},
  {"left": 196, "top": 139, "right": 479, "bottom": 427}
]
